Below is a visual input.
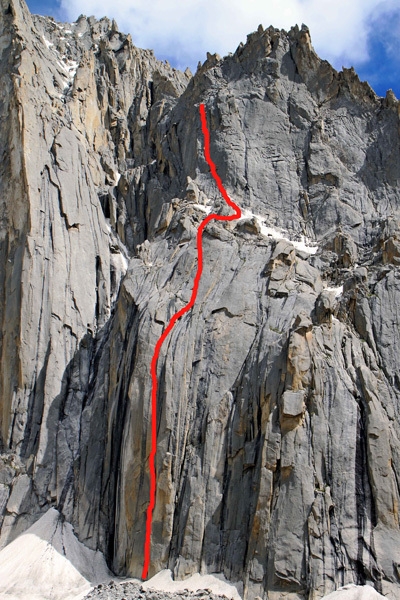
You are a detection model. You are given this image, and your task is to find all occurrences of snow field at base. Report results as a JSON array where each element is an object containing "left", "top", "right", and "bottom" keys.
[
  {"left": 139, "top": 575, "right": 386, "bottom": 600},
  {"left": 0, "top": 507, "right": 388, "bottom": 600},
  {"left": 321, "top": 584, "right": 385, "bottom": 599},
  {"left": 141, "top": 570, "right": 242, "bottom": 600},
  {"left": 0, "top": 508, "right": 111, "bottom": 600}
]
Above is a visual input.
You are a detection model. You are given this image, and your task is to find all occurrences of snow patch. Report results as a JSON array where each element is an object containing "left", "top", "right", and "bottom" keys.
[
  {"left": 110, "top": 250, "right": 128, "bottom": 302},
  {"left": 0, "top": 508, "right": 111, "bottom": 600},
  {"left": 238, "top": 209, "right": 318, "bottom": 254},
  {"left": 111, "top": 250, "right": 128, "bottom": 277},
  {"left": 42, "top": 35, "right": 53, "bottom": 49},
  {"left": 193, "top": 203, "right": 212, "bottom": 214},
  {"left": 65, "top": 59, "right": 79, "bottom": 82},
  {"left": 324, "top": 285, "right": 343, "bottom": 297},
  {"left": 290, "top": 236, "right": 318, "bottom": 254},
  {"left": 106, "top": 223, "right": 130, "bottom": 259},
  {"left": 142, "top": 569, "right": 242, "bottom": 600},
  {"left": 121, "top": 253, "right": 129, "bottom": 271},
  {"left": 56, "top": 57, "right": 79, "bottom": 89},
  {"left": 105, "top": 222, "right": 130, "bottom": 280}
]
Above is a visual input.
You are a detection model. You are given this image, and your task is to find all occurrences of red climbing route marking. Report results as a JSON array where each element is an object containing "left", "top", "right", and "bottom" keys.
[{"left": 141, "top": 103, "right": 242, "bottom": 580}]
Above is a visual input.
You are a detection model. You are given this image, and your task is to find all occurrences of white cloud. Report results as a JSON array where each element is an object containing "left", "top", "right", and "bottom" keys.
[
  {"left": 368, "top": 0, "right": 400, "bottom": 59},
  {"left": 60, "top": 0, "right": 397, "bottom": 72}
]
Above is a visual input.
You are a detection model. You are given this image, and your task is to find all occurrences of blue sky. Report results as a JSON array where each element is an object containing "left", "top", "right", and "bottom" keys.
[{"left": 26, "top": 0, "right": 400, "bottom": 99}]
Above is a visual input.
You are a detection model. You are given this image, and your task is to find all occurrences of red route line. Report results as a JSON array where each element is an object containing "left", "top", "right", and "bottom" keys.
[{"left": 141, "top": 102, "right": 242, "bottom": 580}]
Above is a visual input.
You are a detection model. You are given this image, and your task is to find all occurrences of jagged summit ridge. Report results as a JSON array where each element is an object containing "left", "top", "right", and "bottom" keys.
[{"left": 1, "top": 0, "right": 400, "bottom": 599}]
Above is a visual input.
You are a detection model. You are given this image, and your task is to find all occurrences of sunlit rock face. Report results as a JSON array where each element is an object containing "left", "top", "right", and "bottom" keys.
[{"left": 1, "top": 1, "right": 400, "bottom": 598}]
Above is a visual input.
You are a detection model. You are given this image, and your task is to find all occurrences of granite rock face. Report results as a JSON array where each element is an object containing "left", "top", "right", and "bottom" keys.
[{"left": 1, "top": 1, "right": 400, "bottom": 599}]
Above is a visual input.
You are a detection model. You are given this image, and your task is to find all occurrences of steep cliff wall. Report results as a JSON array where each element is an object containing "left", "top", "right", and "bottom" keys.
[{"left": 1, "top": 1, "right": 400, "bottom": 599}]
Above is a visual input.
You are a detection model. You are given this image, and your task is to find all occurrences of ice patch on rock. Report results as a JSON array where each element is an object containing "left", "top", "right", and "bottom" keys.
[{"left": 0, "top": 508, "right": 111, "bottom": 600}]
